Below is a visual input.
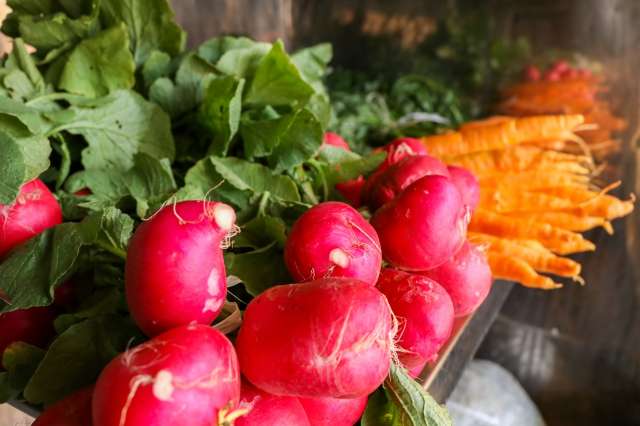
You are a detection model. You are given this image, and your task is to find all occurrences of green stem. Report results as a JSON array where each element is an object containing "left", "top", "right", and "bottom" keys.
[
  {"left": 25, "top": 92, "right": 76, "bottom": 106},
  {"left": 308, "top": 159, "right": 329, "bottom": 201},
  {"left": 257, "top": 191, "right": 270, "bottom": 216},
  {"left": 95, "top": 240, "right": 127, "bottom": 260}
]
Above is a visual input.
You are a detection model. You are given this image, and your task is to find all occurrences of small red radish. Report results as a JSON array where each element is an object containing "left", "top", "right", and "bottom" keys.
[
  {"left": 363, "top": 138, "right": 428, "bottom": 208},
  {"left": 53, "top": 280, "right": 77, "bottom": 310},
  {"left": 367, "top": 155, "right": 449, "bottom": 211},
  {"left": 33, "top": 385, "right": 94, "bottom": 426},
  {"left": 421, "top": 241, "right": 492, "bottom": 317},
  {"left": 0, "top": 179, "right": 62, "bottom": 257},
  {"left": 323, "top": 132, "right": 350, "bottom": 150},
  {"left": 447, "top": 165, "right": 480, "bottom": 212},
  {"left": 379, "top": 137, "right": 428, "bottom": 170},
  {"left": 93, "top": 324, "right": 241, "bottom": 426},
  {"left": 0, "top": 307, "right": 56, "bottom": 358},
  {"left": 284, "top": 202, "right": 382, "bottom": 285},
  {"left": 236, "top": 381, "right": 309, "bottom": 426},
  {"left": 523, "top": 65, "right": 541, "bottom": 81},
  {"left": 125, "top": 200, "right": 236, "bottom": 336},
  {"left": 576, "top": 68, "right": 593, "bottom": 79},
  {"left": 74, "top": 188, "right": 92, "bottom": 197},
  {"left": 298, "top": 395, "right": 368, "bottom": 426},
  {"left": 551, "top": 59, "right": 570, "bottom": 74},
  {"left": 236, "top": 278, "right": 393, "bottom": 398},
  {"left": 335, "top": 176, "right": 365, "bottom": 208},
  {"left": 371, "top": 175, "right": 469, "bottom": 271},
  {"left": 376, "top": 268, "right": 454, "bottom": 369},
  {"left": 321, "top": 133, "right": 365, "bottom": 207},
  {"left": 544, "top": 70, "right": 561, "bottom": 82}
]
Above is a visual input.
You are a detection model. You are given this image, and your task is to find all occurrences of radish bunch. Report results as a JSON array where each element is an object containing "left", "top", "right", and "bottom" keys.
[
  {"left": 23, "top": 132, "right": 492, "bottom": 425},
  {"left": 318, "top": 132, "right": 493, "bottom": 375}
]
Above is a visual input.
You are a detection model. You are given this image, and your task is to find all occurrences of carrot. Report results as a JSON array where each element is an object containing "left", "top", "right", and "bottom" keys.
[
  {"left": 449, "top": 146, "right": 590, "bottom": 176},
  {"left": 469, "top": 209, "right": 596, "bottom": 254},
  {"left": 469, "top": 233, "right": 581, "bottom": 278},
  {"left": 480, "top": 171, "right": 590, "bottom": 191},
  {"left": 514, "top": 115, "right": 585, "bottom": 141},
  {"left": 479, "top": 190, "right": 577, "bottom": 214},
  {"left": 486, "top": 252, "right": 561, "bottom": 290},
  {"left": 504, "top": 211, "right": 613, "bottom": 234}
]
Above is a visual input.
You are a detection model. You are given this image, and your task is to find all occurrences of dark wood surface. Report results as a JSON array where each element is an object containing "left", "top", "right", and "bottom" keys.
[{"left": 425, "top": 282, "right": 514, "bottom": 402}]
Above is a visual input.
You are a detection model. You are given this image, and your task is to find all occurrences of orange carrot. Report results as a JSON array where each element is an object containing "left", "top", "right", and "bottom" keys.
[
  {"left": 469, "top": 209, "right": 596, "bottom": 254},
  {"left": 469, "top": 233, "right": 581, "bottom": 278},
  {"left": 486, "top": 252, "right": 561, "bottom": 289}
]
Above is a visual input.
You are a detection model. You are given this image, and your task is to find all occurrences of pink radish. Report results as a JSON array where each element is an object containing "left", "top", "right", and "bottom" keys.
[
  {"left": 371, "top": 175, "right": 469, "bottom": 271},
  {"left": 92, "top": 324, "right": 241, "bottom": 426},
  {"left": 284, "top": 202, "right": 382, "bottom": 285},
  {"left": 377, "top": 137, "right": 428, "bottom": 170},
  {"left": 0, "top": 307, "right": 56, "bottom": 358},
  {"left": 33, "top": 386, "right": 94, "bottom": 426},
  {"left": 323, "top": 132, "right": 350, "bottom": 150},
  {"left": 421, "top": 241, "right": 492, "bottom": 317},
  {"left": 335, "top": 176, "right": 365, "bottom": 208},
  {"left": 408, "top": 359, "right": 427, "bottom": 379},
  {"left": 236, "top": 381, "right": 310, "bottom": 426},
  {"left": 125, "top": 200, "right": 236, "bottom": 336},
  {"left": 298, "top": 395, "right": 368, "bottom": 426},
  {"left": 367, "top": 155, "right": 449, "bottom": 210},
  {"left": 447, "top": 165, "right": 480, "bottom": 212},
  {"left": 322, "top": 132, "right": 364, "bottom": 208},
  {"left": 363, "top": 137, "right": 427, "bottom": 208},
  {"left": 0, "top": 179, "right": 62, "bottom": 257},
  {"left": 376, "top": 268, "right": 454, "bottom": 369},
  {"left": 236, "top": 278, "right": 393, "bottom": 398}
]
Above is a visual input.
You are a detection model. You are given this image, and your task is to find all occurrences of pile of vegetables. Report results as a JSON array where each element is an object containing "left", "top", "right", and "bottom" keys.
[
  {"left": 0, "top": 1, "right": 634, "bottom": 424},
  {"left": 498, "top": 59, "right": 627, "bottom": 160},
  {"left": 421, "top": 114, "right": 634, "bottom": 289}
]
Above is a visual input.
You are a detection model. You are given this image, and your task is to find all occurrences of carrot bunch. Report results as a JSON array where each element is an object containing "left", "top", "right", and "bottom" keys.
[
  {"left": 496, "top": 60, "right": 627, "bottom": 160},
  {"left": 420, "top": 114, "right": 634, "bottom": 289}
]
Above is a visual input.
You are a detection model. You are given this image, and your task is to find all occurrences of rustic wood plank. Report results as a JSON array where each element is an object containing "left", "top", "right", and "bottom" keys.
[
  {"left": 170, "top": 0, "right": 293, "bottom": 46},
  {"left": 423, "top": 281, "right": 514, "bottom": 402}
]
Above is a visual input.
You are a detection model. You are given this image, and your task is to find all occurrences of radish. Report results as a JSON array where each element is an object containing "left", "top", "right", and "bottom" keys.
[
  {"left": 0, "top": 307, "right": 56, "bottom": 358},
  {"left": 33, "top": 385, "right": 94, "bottom": 426},
  {"left": 125, "top": 200, "right": 236, "bottom": 336},
  {"left": 93, "top": 324, "right": 241, "bottom": 426},
  {"left": 236, "top": 278, "right": 393, "bottom": 398},
  {"left": 376, "top": 268, "right": 454, "bottom": 369},
  {"left": 421, "top": 241, "right": 492, "bottom": 317},
  {"left": 335, "top": 176, "right": 365, "bottom": 208},
  {"left": 408, "top": 359, "right": 427, "bottom": 379},
  {"left": 322, "top": 132, "right": 364, "bottom": 207},
  {"left": 367, "top": 155, "right": 449, "bottom": 210},
  {"left": 236, "top": 381, "right": 309, "bottom": 426},
  {"left": 284, "top": 202, "right": 382, "bottom": 285},
  {"left": 323, "top": 132, "right": 350, "bottom": 150},
  {"left": 371, "top": 175, "right": 469, "bottom": 271},
  {"left": 447, "top": 165, "right": 480, "bottom": 212},
  {"left": 524, "top": 65, "right": 541, "bottom": 81},
  {"left": 298, "top": 395, "right": 368, "bottom": 426},
  {"left": 363, "top": 137, "right": 427, "bottom": 208},
  {"left": 378, "top": 137, "right": 428, "bottom": 170},
  {"left": 0, "top": 179, "right": 62, "bottom": 257}
]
